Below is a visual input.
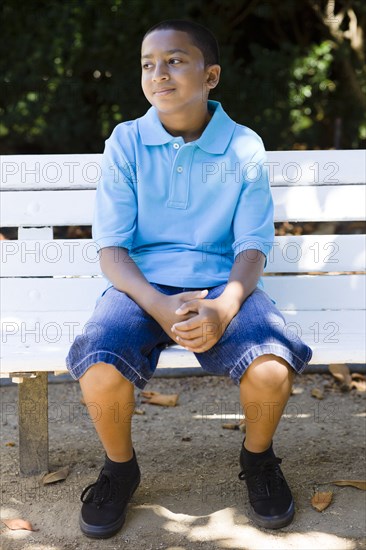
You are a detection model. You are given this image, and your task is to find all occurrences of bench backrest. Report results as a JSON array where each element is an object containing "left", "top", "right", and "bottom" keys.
[{"left": 1, "top": 150, "right": 365, "bottom": 366}]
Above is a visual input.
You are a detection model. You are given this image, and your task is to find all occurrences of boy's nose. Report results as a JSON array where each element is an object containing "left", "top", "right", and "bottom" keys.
[{"left": 152, "top": 63, "right": 169, "bottom": 81}]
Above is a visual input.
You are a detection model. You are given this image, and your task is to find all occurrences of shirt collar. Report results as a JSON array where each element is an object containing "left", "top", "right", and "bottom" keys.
[{"left": 138, "top": 100, "right": 236, "bottom": 154}]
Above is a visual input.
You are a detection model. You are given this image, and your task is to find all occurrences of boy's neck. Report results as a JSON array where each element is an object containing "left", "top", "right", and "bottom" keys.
[{"left": 158, "top": 104, "right": 213, "bottom": 143}]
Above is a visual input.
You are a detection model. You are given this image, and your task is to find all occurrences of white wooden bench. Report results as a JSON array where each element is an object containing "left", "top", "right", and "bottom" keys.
[{"left": 1, "top": 150, "right": 365, "bottom": 475}]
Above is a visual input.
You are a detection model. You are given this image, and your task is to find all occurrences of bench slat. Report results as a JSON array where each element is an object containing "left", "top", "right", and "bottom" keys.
[
  {"left": 2, "top": 310, "right": 364, "bottom": 346},
  {"left": 2, "top": 185, "right": 366, "bottom": 226},
  {"left": 272, "top": 184, "right": 366, "bottom": 222},
  {"left": 1, "top": 190, "right": 95, "bottom": 226},
  {"left": 1, "top": 274, "right": 365, "bottom": 312},
  {"left": 1, "top": 326, "right": 365, "bottom": 374},
  {"left": 269, "top": 150, "right": 366, "bottom": 186},
  {"left": 0, "top": 154, "right": 102, "bottom": 191},
  {"left": 1, "top": 150, "right": 365, "bottom": 190},
  {"left": 1, "top": 235, "right": 365, "bottom": 275}
]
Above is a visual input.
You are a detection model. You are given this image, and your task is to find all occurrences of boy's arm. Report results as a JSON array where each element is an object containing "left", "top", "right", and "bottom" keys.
[
  {"left": 99, "top": 246, "right": 208, "bottom": 339},
  {"left": 99, "top": 246, "right": 161, "bottom": 313},
  {"left": 171, "top": 250, "right": 265, "bottom": 352},
  {"left": 215, "top": 249, "right": 265, "bottom": 317}
]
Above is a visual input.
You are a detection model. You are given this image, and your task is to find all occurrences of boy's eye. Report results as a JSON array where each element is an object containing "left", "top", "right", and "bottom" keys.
[{"left": 142, "top": 58, "right": 182, "bottom": 70}]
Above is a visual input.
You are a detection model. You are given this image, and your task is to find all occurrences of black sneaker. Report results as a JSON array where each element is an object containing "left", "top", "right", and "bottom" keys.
[
  {"left": 79, "top": 455, "right": 141, "bottom": 538},
  {"left": 238, "top": 446, "right": 294, "bottom": 529}
]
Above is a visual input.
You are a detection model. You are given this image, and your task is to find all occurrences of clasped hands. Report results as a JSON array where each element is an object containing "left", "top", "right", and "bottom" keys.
[{"left": 153, "top": 289, "right": 232, "bottom": 353}]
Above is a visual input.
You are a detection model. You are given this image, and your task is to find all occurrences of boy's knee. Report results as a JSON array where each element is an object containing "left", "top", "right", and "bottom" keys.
[
  {"left": 241, "top": 354, "right": 293, "bottom": 389},
  {"left": 80, "top": 362, "right": 133, "bottom": 392}
]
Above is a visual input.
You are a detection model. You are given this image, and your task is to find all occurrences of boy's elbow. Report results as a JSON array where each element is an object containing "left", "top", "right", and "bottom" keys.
[{"left": 99, "top": 246, "right": 129, "bottom": 272}]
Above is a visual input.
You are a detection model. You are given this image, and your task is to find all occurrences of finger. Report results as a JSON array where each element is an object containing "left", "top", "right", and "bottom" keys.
[
  {"left": 172, "top": 316, "right": 203, "bottom": 332},
  {"left": 178, "top": 289, "right": 208, "bottom": 302},
  {"left": 174, "top": 326, "right": 205, "bottom": 341},
  {"left": 178, "top": 336, "right": 212, "bottom": 352},
  {"left": 175, "top": 302, "right": 197, "bottom": 315}
]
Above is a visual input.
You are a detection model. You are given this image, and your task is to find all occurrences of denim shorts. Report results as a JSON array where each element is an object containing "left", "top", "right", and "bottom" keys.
[{"left": 66, "top": 283, "right": 313, "bottom": 390}]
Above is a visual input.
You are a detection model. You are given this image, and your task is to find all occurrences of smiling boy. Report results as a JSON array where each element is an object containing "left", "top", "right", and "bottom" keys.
[{"left": 66, "top": 20, "right": 312, "bottom": 538}]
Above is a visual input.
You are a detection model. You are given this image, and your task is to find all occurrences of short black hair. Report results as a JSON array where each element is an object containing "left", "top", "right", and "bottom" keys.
[{"left": 142, "top": 19, "right": 220, "bottom": 66}]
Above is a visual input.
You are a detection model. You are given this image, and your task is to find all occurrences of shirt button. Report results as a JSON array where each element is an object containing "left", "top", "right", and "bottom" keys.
[
  {"left": 177, "top": 166, "right": 183, "bottom": 173},
  {"left": 173, "top": 143, "right": 180, "bottom": 149}
]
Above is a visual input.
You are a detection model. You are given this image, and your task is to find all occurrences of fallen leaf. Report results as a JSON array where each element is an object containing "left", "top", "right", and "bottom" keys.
[
  {"left": 5, "top": 442, "right": 16, "bottom": 447},
  {"left": 140, "top": 391, "right": 179, "bottom": 407},
  {"left": 291, "top": 386, "right": 304, "bottom": 395},
  {"left": 311, "top": 388, "right": 324, "bottom": 399},
  {"left": 2, "top": 518, "right": 38, "bottom": 531},
  {"left": 133, "top": 408, "right": 146, "bottom": 415},
  {"left": 222, "top": 419, "right": 246, "bottom": 432},
  {"left": 239, "top": 419, "right": 246, "bottom": 433},
  {"left": 351, "top": 380, "right": 366, "bottom": 392},
  {"left": 328, "top": 364, "right": 352, "bottom": 390},
  {"left": 351, "top": 373, "right": 366, "bottom": 381},
  {"left": 41, "top": 466, "right": 69, "bottom": 485},
  {"left": 331, "top": 480, "right": 366, "bottom": 490},
  {"left": 222, "top": 423, "right": 240, "bottom": 430},
  {"left": 311, "top": 491, "right": 333, "bottom": 512}
]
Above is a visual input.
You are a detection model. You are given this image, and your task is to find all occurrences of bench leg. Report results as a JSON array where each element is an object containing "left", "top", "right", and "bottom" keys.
[{"left": 18, "top": 372, "right": 49, "bottom": 475}]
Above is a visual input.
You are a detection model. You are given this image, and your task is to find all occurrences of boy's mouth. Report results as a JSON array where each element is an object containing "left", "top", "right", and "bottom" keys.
[{"left": 153, "top": 88, "right": 175, "bottom": 96}]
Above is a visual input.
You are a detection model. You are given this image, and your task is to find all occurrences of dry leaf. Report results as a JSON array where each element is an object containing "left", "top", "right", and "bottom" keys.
[
  {"left": 222, "top": 419, "right": 246, "bottom": 431},
  {"left": 222, "top": 423, "right": 240, "bottom": 430},
  {"left": 291, "top": 386, "right": 304, "bottom": 395},
  {"left": 2, "top": 518, "right": 38, "bottom": 531},
  {"left": 331, "top": 480, "right": 366, "bottom": 490},
  {"left": 311, "top": 388, "right": 324, "bottom": 400},
  {"left": 329, "top": 364, "right": 352, "bottom": 390},
  {"left": 41, "top": 466, "right": 69, "bottom": 485},
  {"left": 140, "top": 391, "right": 179, "bottom": 407},
  {"left": 311, "top": 491, "right": 333, "bottom": 512},
  {"left": 133, "top": 408, "right": 146, "bottom": 415},
  {"left": 5, "top": 442, "right": 16, "bottom": 447},
  {"left": 351, "top": 380, "right": 366, "bottom": 392},
  {"left": 351, "top": 373, "right": 366, "bottom": 381}
]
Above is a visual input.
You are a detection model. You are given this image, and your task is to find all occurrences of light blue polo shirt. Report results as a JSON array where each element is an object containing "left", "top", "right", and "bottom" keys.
[{"left": 93, "top": 100, "right": 274, "bottom": 288}]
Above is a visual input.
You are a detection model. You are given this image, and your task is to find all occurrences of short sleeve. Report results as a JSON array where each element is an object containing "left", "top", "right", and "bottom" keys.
[
  {"left": 92, "top": 131, "right": 137, "bottom": 252},
  {"left": 232, "top": 142, "right": 274, "bottom": 261}
]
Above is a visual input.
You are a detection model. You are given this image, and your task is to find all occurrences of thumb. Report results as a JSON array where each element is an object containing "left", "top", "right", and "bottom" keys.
[
  {"left": 175, "top": 289, "right": 208, "bottom": 314},
  {"left": 180, "top": 289, "right": 208, "bottom": 301}
]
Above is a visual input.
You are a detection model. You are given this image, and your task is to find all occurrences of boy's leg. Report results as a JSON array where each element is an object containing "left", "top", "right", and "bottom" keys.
[
  {"left": 77, "top": 362, "right": 141, "bottom": 539},
  {"left": 238, "top": 353, "right": 295, "bottom": 529},
  {"left": 79, "top": 362, "right": 135, "bottom": 462},
  {"left": 195, "top": 286, "right": 312, "bottom": 529},
  {"left": 239, "top": 354, "right": 293, "bottom": 452},
  {"left": 65, "top": 284, "right": 177, "bottom": 538}
]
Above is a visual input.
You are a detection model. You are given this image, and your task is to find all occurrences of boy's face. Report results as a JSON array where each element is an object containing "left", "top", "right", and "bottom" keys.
[{"left": 141, "top": 29, "right": 220, "bottom": 115}]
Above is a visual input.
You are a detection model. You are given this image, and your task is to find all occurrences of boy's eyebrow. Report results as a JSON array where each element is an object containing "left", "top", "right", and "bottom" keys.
[{"left": 141, "top": 48, "right": 190, "bottom": 60}]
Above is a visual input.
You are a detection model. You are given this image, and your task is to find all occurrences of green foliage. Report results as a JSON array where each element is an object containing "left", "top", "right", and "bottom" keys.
[{"left": 0, "top": 0, "right": 365, "bottom": 152}]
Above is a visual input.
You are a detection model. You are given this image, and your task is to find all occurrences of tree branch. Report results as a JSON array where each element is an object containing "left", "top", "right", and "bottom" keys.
[
  {"left": 308, "top": 0, "right": 364, "bottom": 60},
  {"left": 344, "top": 8, "right": 364, "bottom": 61},
  {"left": 228, "top": 0, "right": 262, "bottom": 28}
]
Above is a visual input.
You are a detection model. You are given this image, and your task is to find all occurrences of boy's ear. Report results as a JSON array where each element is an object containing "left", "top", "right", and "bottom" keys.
[{"left": 206, "top": 65, "right": 221, "bottom": 89}]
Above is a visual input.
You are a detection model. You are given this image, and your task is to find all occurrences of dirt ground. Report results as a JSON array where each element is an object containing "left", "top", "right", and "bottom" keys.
[{"left": 1, "top": 373, "right": 365, "bottom": 550}]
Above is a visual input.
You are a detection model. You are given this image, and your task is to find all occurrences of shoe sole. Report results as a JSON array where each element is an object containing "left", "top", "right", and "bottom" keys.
[
  {"left": 248, "top": 499, "right": 295, "bottom": 530},
  {"left": 79, "top": 475, "right": 141, "bottom": 539}
]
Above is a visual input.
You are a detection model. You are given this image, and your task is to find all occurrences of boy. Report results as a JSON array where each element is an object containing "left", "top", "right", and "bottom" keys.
[{"left": 66, "top": 19, "right": 312, "bottom": 538}]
